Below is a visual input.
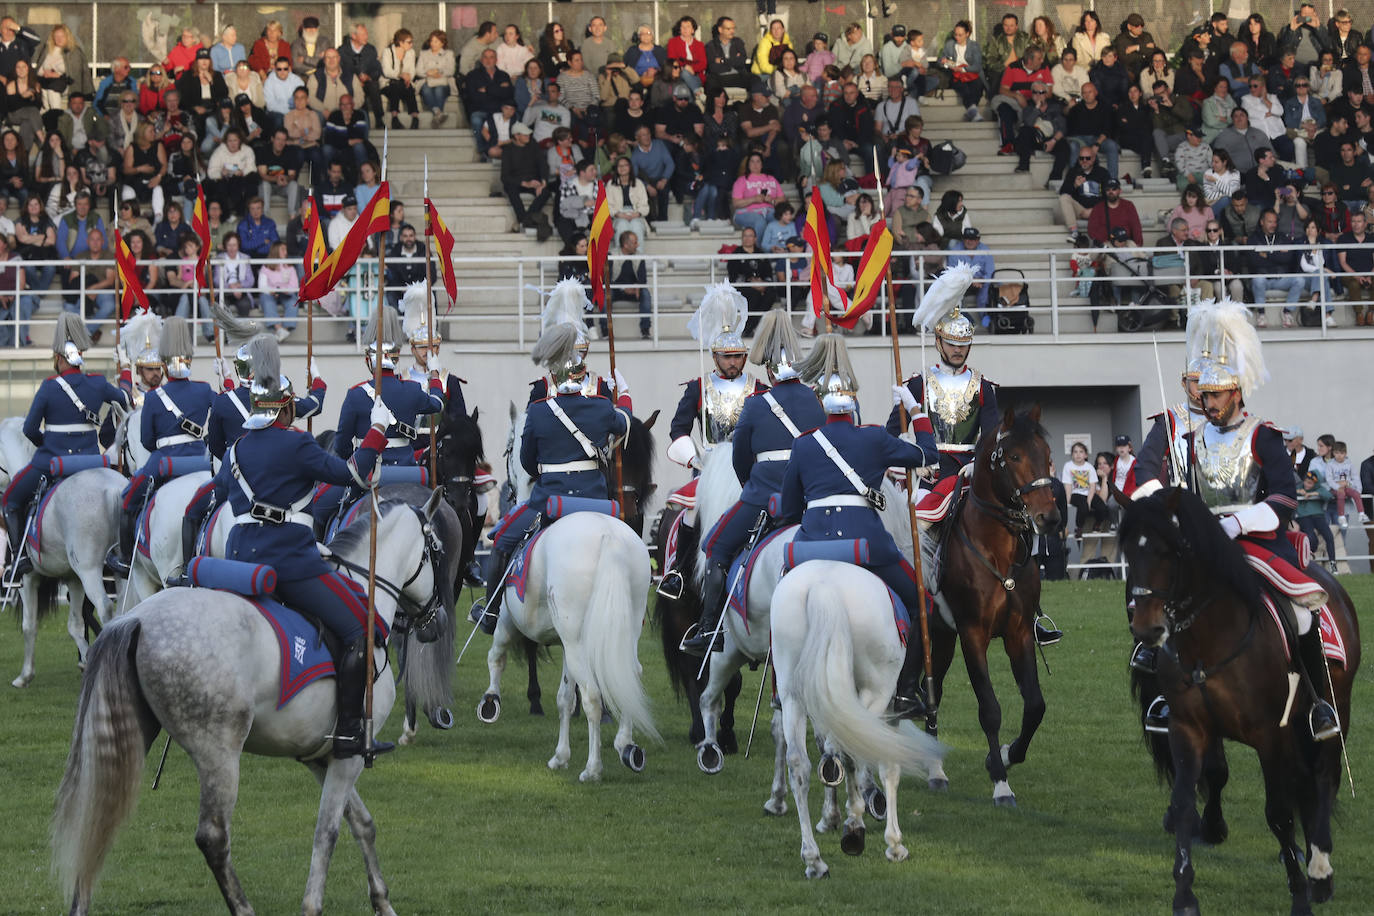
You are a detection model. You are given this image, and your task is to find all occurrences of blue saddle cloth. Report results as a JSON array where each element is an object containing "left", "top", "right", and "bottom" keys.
[
  {"left": 505, "top": 528, "right": 550, "bottom": 602},
  {"left": 726, "top": 524, "right": 799, "bottom": 632},
  {"left": 251, "top": 599, "right": 337, "bottom": 709},
  {"left": 26, "top": 484, "right": 60, "bottom": 554}
]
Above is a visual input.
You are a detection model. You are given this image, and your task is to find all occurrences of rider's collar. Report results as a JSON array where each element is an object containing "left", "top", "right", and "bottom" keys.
[
  {"left": 825, "top": 415, "right": 854, "bottom": 425},
  {"left": 60, "top": 367, "right": 81, "bottom": 376}
]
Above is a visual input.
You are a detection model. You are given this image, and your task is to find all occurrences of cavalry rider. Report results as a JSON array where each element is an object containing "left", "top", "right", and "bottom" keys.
[
  {"left": 206, "top": 305, "right": 327, "bottom": 462},
  {"left": 108, "top": 316, "right": 214, "bottom": 576},
  {"left": 526, "top": 278, "right": 631, "bottom": 408},
  {"left": 211, "top": 334, "right": 399, "bottom": 759},
  {"left": 777, "top": 334, "right": 939, "bottom": 720},
  {"left": 124, "top": 311, "right": 166, "bottom": 407},
  {"left": 470, "top": 323, "right": 630, "bottom": 634},
  {"left": 1132, "top": 301, "right": 1214, "bottom": 496},
  {"left": 403, "top": 282, "right": 468, "bottom": 423},
  {"left": 2, "top": 314, "right": 131, "bottom": 582},
  {"left": 658, "top": 284, "right": 767, "bottom": 599},
  {"left": 1138, "top": 302, "right": 1339, "bottom": 741},
  {"left": 312, "top": 306, "right": 445, "bottom": 526},
  {"left": 682, "top": 308, "right": 823, "bottom": 656}
]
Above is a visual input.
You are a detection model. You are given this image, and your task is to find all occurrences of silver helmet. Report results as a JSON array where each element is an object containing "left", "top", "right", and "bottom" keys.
[
  {"left": 158, "top": 316, "right": 195, "bottom": 380},
  {"left": 1195, "top": 300, "right": 1267, "bottom": 399},
  {"left": 362, "top": 306, "right": 405, "bottom": 372},
  {"left": 531, "top": 323, "right": 585, "bottom": 394},
  {"left": 912, "top": 263, "right": 978, "bottom": 347},
  {"left": 797, "top": 333, "right": 859, "bottom": 415},
  {"left": 689, "top": 283, "right": 748, "bottom": 356},
  {"left": 401, "top": 281, "right": 441, "bottom": 348},
  {"left": 541, "top": 277, "right": 592, "bottom": 356},
  {"left": 125, "top": 311, "right": 165, "bottom": 371},
  {"left": 242, "top": 335, "right": 294, "bottom": 429},
  {"left": 212, "top": 302, "right": 266, "bottom": 384},
  {"left": 52, "top": 312, "right": 91, "bottom": 367},
  {"left": 748, "top": 307, "right": 803, "bottom": 381}
]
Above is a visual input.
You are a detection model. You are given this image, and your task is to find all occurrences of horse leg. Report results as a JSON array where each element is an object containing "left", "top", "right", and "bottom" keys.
[
  {"left": 879, "top": 762, "right": 907, "bottom": 862},
  {"left": 398, "top": 696, "right": 418, "bottom": 746},
  {"left": 684, "top": 652, "right": 708, "bottom": 745},
  {"left": 190, "top": 753, "right": 254, "bottom": 916},
  {"left": 478, "top": 615, "right": 512, "bottom": 723},
  {"left": 763, "top": 704, "right": 788, "bottom": 815},
  {"left": 301, "top": 757, "right": 367, "bottom": 916},
  {"left": 1198, "top": 739, "right": 1230, "bottom": 845},
  {"left": 718, "top": 670, "right": 743, "bottom": 754},
  {"left": 959, "top": 630, "right": 1012, "bottom": 806},
  {"left": 525, "top": 638, "right": 544, "bottom": 715},
  {"left": 548, "top": 663, "right": 575, "bottom": 771},
  {"left": 815, "top": 735, "right": 844, "bottom": 834},
  {"left": 1259, "top": 745, "right": 1313, "bottom": 916},
  {"left": 1166, "top": 725, "right": 1206, "bottom": 916},
  {"left": 65, "top": 577, "right": 92, "bottom": 670},
  {"left": 13, "top": 575, "right": 38, "bottom": 687},
  {"left": 303, "top": 762, "right": 395, "bottom": 916},
  {"left": 696, "top": 645, "right": 743, "bottom": 774},
  {"left": 781, "top": 694, "right": 827, "bottom": 878},
  {"left": 1002, "top": 625, "right": 1046, "bottom": 769},
  {"left": 579, "top": 672, "right": 606, "bottom": 784},
  {"left": 925, "top": 629, "right": 957, "bottom": 789},
  {"left": 839, "top": 755, "right": 867, "bottom": 857}
]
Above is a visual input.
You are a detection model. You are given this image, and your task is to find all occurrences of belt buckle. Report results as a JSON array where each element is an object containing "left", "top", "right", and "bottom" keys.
[
  {"left": 395, "top": 421, "right": 417, "bottom": 439},
  {"left": 180, "top": 418, "right": 206, "bottom": 439},
  {"left": 865, "top": 488, "right": 887, "bottom": 512},
  {"left": 250, "top": 503, "right": 286, "bottom": 524}
]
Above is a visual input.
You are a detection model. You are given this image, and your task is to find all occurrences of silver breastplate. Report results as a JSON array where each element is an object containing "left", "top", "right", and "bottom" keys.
[
  {"left": 1194, "top": 415, "right": 1261, "bottom": 513},
  {"left": 925, "top": 365, "right": 982, "bottom": 446},
  {"left": 702, "top": 373, "right": 753, "bottom": 445}
]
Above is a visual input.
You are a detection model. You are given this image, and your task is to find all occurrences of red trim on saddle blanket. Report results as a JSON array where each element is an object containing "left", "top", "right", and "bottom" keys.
[
  {"left": 729, "top": 525, "right": 799, "bottom": 632},
  {"left": 913, "top": 475, "right": 960, "bottom": 524},
  {"left": 26, "top": 484, "right": 59, "bottom": 554},
  {"left": 1238, "top": 538, "right": 1327, "bottom": 604},
  {"left": 663, "top": 511, "right": 684, "bottom": 574},
  {"left": 507, "top": 528, "right": 549, "bottom": 602},
  {"left": 250, "top": 599, "right": 336, "bottom": 709},
  {"left": 666, "top": 477, "right": 697, "bottom": 510},
  {"left": 1285, "top": 530, "right": 1312, "bottom": 569},
  {"left": 1260, "top": 596, "right": 1347, "bottom": 667},
  {"left": 135, "top": 495, "right": 156, "bottom": 558}
]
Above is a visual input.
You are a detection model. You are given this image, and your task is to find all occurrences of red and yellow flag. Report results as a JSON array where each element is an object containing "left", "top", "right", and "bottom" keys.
[
  {"left": 425, "top": 197, "right": 458, "bottom": 309},
  {"left": 801, "top": 186, "right": 847, "bottom": 321},
  {"left": 298, "top": 182, "right": 391, "bottom": 303},
  {"left": 833, "top": 220, "right": 894, "bottom": 329},
  {"left": 113, "top": 230, "right": 149, "bottom": 321},
  {"left": 587, "top": 182, "right": 613, "bottom": 307},
  {"left": 190, "top": 184, "right": 212, "bottom": 288},
  {"left": 301, "top": 195, "right": 327, "bottom": 284}
]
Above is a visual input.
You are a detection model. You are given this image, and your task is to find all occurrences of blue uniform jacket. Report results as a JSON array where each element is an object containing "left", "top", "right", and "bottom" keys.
[
  {"left": 669, "top": 375, "right": 769, "bottom": 440},
  {"left": 732, "top": 378, "right": 824, "bottom": 506},
  {"left": 141, "top": 377, "right": 214, "bottom": 460},
  {"left": 521, "top": 394, "right": 629, "bottom": 506},
  {"left": 206, "top": 380, "right": 327, "bottom": 460},
  {"left": 780, "top": 416, "right": 937, "bottom": 566},
  {"left": 214, "top": 423, "right": 387, "bottom": 580},
  {"left": 24, "top": 368, "right": 130, "bottom": 460},
  {"left": 334, "top": 370, "right": 444, "bottom": 465}
]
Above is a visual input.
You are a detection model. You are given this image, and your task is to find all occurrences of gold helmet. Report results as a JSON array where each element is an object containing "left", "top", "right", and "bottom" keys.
[
  {"left": 913, "top": 262, "right": 978, "bottom": 346},
  {"left": 1195, "top": 300, "right": 1267, "bottom": 398},
  {"left": 125, "top": 312, "right": 164, "bottom": 370},
  {"left": 690, "top": 283, "right": 748, "bottom": 356},
  {"left": 401, "top": 282, "right": 441, "bottom": 348}
]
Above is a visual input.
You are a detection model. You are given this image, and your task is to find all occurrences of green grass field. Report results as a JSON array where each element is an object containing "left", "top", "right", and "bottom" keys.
[{"left": 4, "top": 577, "right": 1371, "bottom": 915}]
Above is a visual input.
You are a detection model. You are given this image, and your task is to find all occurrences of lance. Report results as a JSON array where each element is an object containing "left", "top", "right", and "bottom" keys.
[
  {"left": 601, "top": 184, "right": 625, "bottom": 519},
  {"left": 873, "top": 148, "right": 936, "bottom": 718},
  {"left": 211, "top": 262, "right": 225, "bottom": 392},
  {"left": 307, "top": 198, "right": 315, "bottom": 434},
  {"left": 424, "top": 157, "right": 438, "bottom": 487},
  {"left": 363, "top": 125, "right": 390, "bottom": 765}
]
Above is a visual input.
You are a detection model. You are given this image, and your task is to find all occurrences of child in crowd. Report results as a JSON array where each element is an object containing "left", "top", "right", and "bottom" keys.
[
  {"left": 1324, "top": 441, "right": 1368, "bottom": 529},
  {"left": 1296, "top": 469, "right": 1337, "bottom": 570},
  {"left": 1060, "top": 442, "right": 1104, "bottom": 537}
]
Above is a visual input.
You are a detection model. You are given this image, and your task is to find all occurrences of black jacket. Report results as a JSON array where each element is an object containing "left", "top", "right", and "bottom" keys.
[{"left": 338, "top": 39, "right": 381, "bottom": 81}]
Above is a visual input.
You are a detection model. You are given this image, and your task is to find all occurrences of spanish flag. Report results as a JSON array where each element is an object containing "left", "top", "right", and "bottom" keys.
[
  {"left": 298, "top": 182, "right": 391, "bottom": 303},
  {"left": 425, "top": 197, "right": 459, "bottom": 308},
  {"left": 586, "top": 182, "right": 613, "bottom": 307},
  {"left": 801, "top": 186, "right": 847, "bottom": 320},
  {"left": 301, "top": 195, "right": 327, "bottom": 284},
  {"left": 833, "top": 220, "right": 894, "bottom": 329},
  {"left": 191, "top": 184, "right": 212, "bottom": 288},
  {"left": 114, "top": 231, "right": 149, "bottom": 321}
]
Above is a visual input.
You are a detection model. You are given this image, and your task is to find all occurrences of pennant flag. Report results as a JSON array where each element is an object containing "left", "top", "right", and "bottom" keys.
[
  {"left": 801, "top": 187, "right": 847, "bottom": 322},
  {"left": 298, "top": 182, "right": 391, "bottom": 303},
  {"left": 301, "top": 196, "right": 327, "bottom": 284},
  {"left": 425, "top": 197, "right": 459, "bottom": 308},
  {"left": 191, "top": 184, "right": 212, "bottom": 288},
  {"left": 114, "top": 231, "right": 149, "bottom": 321},
  {"left": 587, "top": 182, "right": 614, "bottom": 307},
  {"left": 831, "top": 220, "right": 894, "bottom": 329}
]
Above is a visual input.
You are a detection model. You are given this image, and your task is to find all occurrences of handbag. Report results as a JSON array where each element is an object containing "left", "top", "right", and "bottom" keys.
[
  {"left": 952, "top": 69, "right": 979, "bottom": 83},
  {"left": 38, "top": 74, "right": 72, "bottom": 93}
]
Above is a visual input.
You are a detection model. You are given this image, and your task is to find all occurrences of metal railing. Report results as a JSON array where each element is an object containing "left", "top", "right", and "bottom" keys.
[{"left": 3, "top": 240, "right": 1371, "bottom": 351}]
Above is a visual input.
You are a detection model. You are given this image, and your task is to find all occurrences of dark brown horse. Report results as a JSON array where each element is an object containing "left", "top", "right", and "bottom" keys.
[
  {"left": 923, "top": 406, "right": 1059, "bottom": 806},
  {"left": 1122, "top": 487, "right": 1360, "bottom": 916}
]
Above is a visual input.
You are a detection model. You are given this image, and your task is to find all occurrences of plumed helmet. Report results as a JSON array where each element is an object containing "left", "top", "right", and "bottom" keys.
[
  {"left": 1195, "top": 300, "right": 1267, "bottom": 398},
  {"left": 211, "top": 302, "right": 266, "bottom": 383},
  {"left": 748, "top": 307, "right": 803, "bottom": 380},
  {"left": 159, "top": 316, "right": 195, "bottom": 380},
  {"left": 401, "top": 282, "right": 440, "bottom": 347},
  {"left": 912, "top": 263, "right": 977, "bottom": 346},
  {"left": 362, "top": 305, "right": 405, "bottom": 371},
  {"left": 531, "top": 323, "right": 585, "bottom": 394},
  {"left": 689, "top": 283, "right": 748, "bottom": 355},
  {"left": 541, "top": 277, "right": 592, "bottom": 355},
  {"left": 125, "top": 311, "right": 164, "bottom": 369},
  {"left": 242, "top": 335, "right": 294, "bottom": 429},
  {"left": 796, "top": 333, "right": 858, "bottom": 415},
  {"left": 52, "top": 312, "right": 91, "bottom": 367}
]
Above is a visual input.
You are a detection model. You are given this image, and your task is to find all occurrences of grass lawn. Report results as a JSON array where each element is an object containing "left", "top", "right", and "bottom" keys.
[{"left": 3, "top": 576, "right": 1371, "bottom": 914}]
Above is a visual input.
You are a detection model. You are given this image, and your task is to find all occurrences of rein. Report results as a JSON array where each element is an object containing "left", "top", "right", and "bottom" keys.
[
  {"left": 328, "top": 504, "right": 443, "bottom": 632},
  {"left": 954, "top": 435, "right": 1053, "bottom": 592}
]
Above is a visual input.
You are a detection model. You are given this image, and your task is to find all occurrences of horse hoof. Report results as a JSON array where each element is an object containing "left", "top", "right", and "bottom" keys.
[
  {"left": 397, "top": 731, "right": 415, "bottom": 747},
  {"left": 1311, "top": 876, "right": 1332, "bottom": 904},
  {"left": 696, "top": 742, "right": 724, "bottom": 775},
  {"left": 804, "top": 861, "right": 830, "bottom": 880},
  {"left": 928, "top": 777, "right": 949, "bottom": 792},
  {"left": 763, "top": 797, "right": 787, "bottom": 816},
  {"left": 993, "top": 782, "right": 1017, "bottom": 808},
  {"left": 864, "top": 786, "right": 888, "bottom": 820},
  {"left": 477, "top": 693, "right": 501, "bottom": 723},
  {"left": 1199, "top": 818, "right": 1228, "bottom": 846},
  {"left": 429, "top": 707, "right": 454, "bottom": 730},
  {"left": 1173, "top": 907, "right": 1201, "bottom": 916},
  {"left": 840, "top": 824, "right": 866, "bottom": 856},
  {"left": 11, "top": 674, "right": 31, "bottom": 689},
  {"left": 886, "top": 843, "right": 909, "bottom": 863},
  {"left": 718, "top": 729, "right": 738, "bottom": 755},
  {"left": 818, "top": 754, "right": 844, "bottom": 787},
  {"left": 620, "top": 743, "right": 646, "bottom": 773},
  {"left": 578, "top": 768, "right": 601, "bottom": 783},
  {"left": 547, "top": 755, "right": 569, "bottom": 770},
  {"left": 529, "top": 700, "right": 544, "bottom": 716}
]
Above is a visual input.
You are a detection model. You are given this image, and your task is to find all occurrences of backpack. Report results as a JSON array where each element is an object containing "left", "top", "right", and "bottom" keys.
[{"left": 928, "top": 140, "right": 966, "bottom": 175}]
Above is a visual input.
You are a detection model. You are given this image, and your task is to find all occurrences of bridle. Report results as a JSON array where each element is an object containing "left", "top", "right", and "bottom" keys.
[
  {"left": 328, "top": 503, "right": 445, "bottom": 637},
  {"left": 956, "top": 432, "right": 1054, "bottom": 592}
]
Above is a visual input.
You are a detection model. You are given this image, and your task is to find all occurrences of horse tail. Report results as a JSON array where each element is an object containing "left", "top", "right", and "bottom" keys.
[
  {"left": 796, "top": 579, "right": 945, "bottom": 777},
  {"left": 1129, "top": 666, "right": 1175, "bottom": 784},
  {"left": 578, "top": 528, "right": 660, "bottom": 744},
  {"left": 52, "top": 616, "right": 159, "bottom": 908}
]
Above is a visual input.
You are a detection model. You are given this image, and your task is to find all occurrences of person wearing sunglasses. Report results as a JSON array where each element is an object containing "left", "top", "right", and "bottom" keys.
[
  {"left": 263, "top": 55, "right": 304, "bottom": 133},
  {"left": 1012, "top": 80, "right": 1070, "bottom": 183},
  {"left": 1282, "top": 76, "right": 1326, "bottom": 169},
  {"left": 1055, "top": 142, "right": 1110, "bottom": 241}
]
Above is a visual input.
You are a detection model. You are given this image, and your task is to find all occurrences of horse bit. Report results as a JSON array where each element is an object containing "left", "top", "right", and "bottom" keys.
[{"left": 960, "top": 438, "right": 1055, "bottom": 592}]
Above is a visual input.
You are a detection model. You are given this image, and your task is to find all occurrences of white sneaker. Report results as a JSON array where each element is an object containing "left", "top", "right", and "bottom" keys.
[
  {"left": 1339, "top": 516, "right": 1348, "bottom": 530},
  {"left": 690, "top": 218, "right": 700, "bottom": 231},
  {"left": 1360, "top": 512, "right": 1370, "bottom": 524},
  {"left": 275, "top": 326, "right": 290, "bottom": 342},
  {"left": 1256, "top": 312, "right": 1268, "bottom": 328},
  {"left": 1323, "top": 312, "right": 1335, "bottom": 328}
]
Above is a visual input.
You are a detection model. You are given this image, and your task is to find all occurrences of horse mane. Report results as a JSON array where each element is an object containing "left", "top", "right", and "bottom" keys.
[
  {"left": 1119, "top": 488, "right": 1260, "bottom": 610},
  {"left": 974, "top": 408, "right": 1049, "bottom": 464},
  {"left": 621, "top": 414, "right": 656, "bottom": 489},
  {"left": 328, "top": 499, "right": 412, "bottom": 558},
  {"left": 441, "top": 407, "right": 485, "bottom": 464}
]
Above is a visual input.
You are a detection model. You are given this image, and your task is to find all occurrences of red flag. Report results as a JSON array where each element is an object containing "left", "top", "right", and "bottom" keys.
[
  {"left": 190, "top": 184, "right": 211, "bottom": 288},
  {"left": 301, "top": 196, "right": 327, "bottom": 287},
  {"left": 801, "top": 187, "right": 846, "bottom": 322},
  {"left": 298, "top": 182, "right": 391, "bottom": 302},
  {"left": 586, "top": 182, "right": 613, "bottom": 307},
  {"left": 114, "top": 231, "right": 149, "bottom": 321},
  {"left": 425, "top": 197, "right": 459, "bottom": 308},
  {"left": 831, "top": 220, "right": 894, "bottom": 329}
]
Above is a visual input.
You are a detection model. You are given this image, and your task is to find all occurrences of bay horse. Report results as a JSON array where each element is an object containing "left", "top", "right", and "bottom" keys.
[
  {"left": 921, "top": 406, "right": 1060, "bottom": 805},
  {"left": 1121, "top": 487, "right": 1360, "bottom": 916}
]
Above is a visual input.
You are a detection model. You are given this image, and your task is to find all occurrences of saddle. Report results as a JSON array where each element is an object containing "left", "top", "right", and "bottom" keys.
[
  {"left": 21, "top": 456, "right": 116, "bottom": 559},
  {"left": 779, "top": 538, "right": 911, "bottom": 647},
  {"left": 324, "top": 465, "right": 433, "bottom": 542}
]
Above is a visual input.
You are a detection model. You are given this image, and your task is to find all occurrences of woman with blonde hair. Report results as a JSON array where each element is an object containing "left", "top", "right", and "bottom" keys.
[
  {"left": 34, "top": 23, "right": 92, "bottom": 111},
  {"left": 417, "top": 29, "right": 456, "bottom": 128},
  {"left": 249, "top": 20, "right": 291, "bottom": 78},
  {"left": 381, "top": 28, "right": 419, "bottom": 129}
]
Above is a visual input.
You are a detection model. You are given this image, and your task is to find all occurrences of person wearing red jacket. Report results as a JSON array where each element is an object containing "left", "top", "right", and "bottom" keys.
[{"left": 1110, "top": 434, "right": 1138, "bottom": 500}]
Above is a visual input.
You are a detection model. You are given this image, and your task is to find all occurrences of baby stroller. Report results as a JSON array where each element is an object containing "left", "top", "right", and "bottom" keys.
[
  {"left": 988, "top": 268, "right": 1034, "bottom": 334},
  {"left": 1100, "top": 248, "right": 1172, "bottom": 332}
]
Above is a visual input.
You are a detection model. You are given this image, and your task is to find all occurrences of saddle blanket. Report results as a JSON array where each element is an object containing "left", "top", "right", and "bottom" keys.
[
  {"left": 1260, "top": 595, "right": 1347, "bottom": 668},
  {"left": 253, "top": 599, "right": 336, "bottom": 709},
  {"left": 662, "top": 510, "right": 687, "bottom": 575},
  {"left": 135, "top": 498, "right": 156, "bottom": 559},
  {"left": 26, "top": 485, "right": 60, "bottom": 554},
  {"left": 914, "top": 475, "right": 962, "bottom": 524},
  {"left": 727, "top": 525, "right": 798, "bottom": 632},
  {"left": 1239, "top": 537, "right": 1327, "bottom": 609},
  {"left": 506, "top": 528, "right": 549, "bottom": 602},
  {"left": 666, "top": 477, "right": 697, "bottom": 510}
]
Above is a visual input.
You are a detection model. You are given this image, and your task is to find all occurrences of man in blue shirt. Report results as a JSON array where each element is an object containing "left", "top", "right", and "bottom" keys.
[
  {"left": 946, "top": 227, "right": 995, "bottom": 311},
  {"left": 629, "top": 124, "right": 676, "bottom": 222},
  {"left": 237, "top": 196, "right": 280, "bottom": 258}
]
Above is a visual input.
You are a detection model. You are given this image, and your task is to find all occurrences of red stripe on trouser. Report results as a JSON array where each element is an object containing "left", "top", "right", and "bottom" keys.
[
  {"left": 122, "top": 474, "right": 150, "bottom": 510},
  {"left": 318, "top": 571, "right": 389, "bottom": 639},
  {"left": 703, "top": 501, "right": 742, "bottom": 555},
  {"left": 489, "top": 503, "right": 529, "bottom": 543},
  {"left": 2, "top": 463, "right": 34, "bottom": 508}
]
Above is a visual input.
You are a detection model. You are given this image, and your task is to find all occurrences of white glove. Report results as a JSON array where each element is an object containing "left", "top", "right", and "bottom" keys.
[
  {"left": 213, "top": 357, "right": 233, "bottom": 387},
  {"left": 1219, "top": 515, "right": 1242, "bottom": 539},
  {"left": 891, "top": 383, "right": 919, "bottom": 413},
  {"left": 114, "top": 344, "right": 131, "bottom": 370},
  {"left": 666, "top": 435, "right": 699, "bottom": 469},
  {"left": 308, "top": 357, "right": 320, "bottom": 382},
  {"left": 428, "top": 357, "right": 443, "bottom": 377},
  {"left": 958, "top": 460, "right": 976, "bottom": 479},
  {"left": 369, "top": 400, "right": 396, "bottom": 429}
]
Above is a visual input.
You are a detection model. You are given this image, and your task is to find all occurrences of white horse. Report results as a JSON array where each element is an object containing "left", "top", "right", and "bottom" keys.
[
  {"left": 11, "top": 467, "right": 126, "bottom": 688},
  {"left": 119, "top": 470, "right": 234, "bottom": 613},
  {"left": 110, "top": 404, "right": 150, "bottom": 473},
  {"left": 0, "top": 415, "right": 35, "bottom": 492},
  {"left": 478, "top": 510, "right": 659, "bottom": 782},
  {"left": 52, "top": 494, "right": 448, "bottom": 916},
  {"left": 770, "top": 559, "right": 947, "bottom": 878}
]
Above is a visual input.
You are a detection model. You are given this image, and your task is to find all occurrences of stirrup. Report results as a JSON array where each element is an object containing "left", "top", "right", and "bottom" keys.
[
  {"left": 104, "top": 544, "right": 130, "bottom": 577},
  {"left": 164, "top": 570, "right": 190, "bottom": 588},
  {"left": 657, "top": 569, "right": 685, "bottom": 600},
  {"left": 1034, "top": 614, "right": 1062, "bottom": 646},
  {"left": 469, "top": 597, "right": 499, "bottom": 635},
  {"left": 890, "top": 690, "right": 929, "bottom": 721},
  {"left": 679, "top": 623, "right": 722, "bottom": 657},
  {"left": 1309, "top": 701, "right": 1341, "bottom": 743},
  {"left": 1143, "top": 695, "right": 1170, "bottom": 734},
  {"left": 1129, "top": 642, "right": 1158, "bottom": 673}
]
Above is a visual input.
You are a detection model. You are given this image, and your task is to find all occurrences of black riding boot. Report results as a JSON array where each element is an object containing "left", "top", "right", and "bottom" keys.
[
  {"left": 470, "top": 547, "right": 512, "bottom": 635},
  {"left": 1130, "top": 643, "right": 1159, "bottom": 672},
  {"left": 892, "top": 632, "right": 930, "bottom": 720},
  {"left": 104, "top": 505, "right": 137, "bottom": 576},
  {"left": 2, "top": 505, "right": 30, "bottom": 581},
  {"left": 1034, "top": 612, "right": 1062, "bottom": 646},
  {"left": 681, "top": 562, "right": 728, "bottom": 656},
  {"left": 164, "top": 516, "right": 201, "bottom": 587},
  {"left": 657, "top": 521, "right": 693, "bottom": 599},
  {"left": 333, "top": 637, "right": 395, "bottom": 760},
  {"left": 1298, "top": 626, "right": 1341, "bottom": 742}
]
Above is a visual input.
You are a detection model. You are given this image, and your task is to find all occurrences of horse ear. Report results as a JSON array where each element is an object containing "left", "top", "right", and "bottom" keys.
[
  {"left": 508, "top": 400, "right": 517, "bottom": 422},
  {"left": 642, "top": 408, "right": 661, "bottom": 431},
  {"left": 1029, "top": 404, "right": 1042, "bottom": 425},
  {"left": 1001, "top": 407, "right": 1016, "bottom": 432},
  {"left": 1164, "top": 485, "right": 1183, "bottom": 513},
  {"left": 470, "top": 406, "right": 479, "bottom": 423},
  {"left": 423, "top": 487, "right": 445, "bottom": 521}
]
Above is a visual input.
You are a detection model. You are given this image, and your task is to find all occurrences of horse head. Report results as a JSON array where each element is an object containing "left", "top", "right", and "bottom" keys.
[
  {"left": 979, "top": 405, "right": 1060, "bottom": 535},
  {"left": 432, "top": 407, "right": 485, "bottom": 514},
  {"left": 611, "top": 409, "right": 658, "bottom": 535}
]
